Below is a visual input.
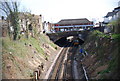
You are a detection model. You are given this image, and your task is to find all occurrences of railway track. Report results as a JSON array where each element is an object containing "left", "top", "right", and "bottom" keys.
[
  {"left": 45, "top": 43, "right": 89, "bottom": 81},
  {"left": 63, "top": 46, "right": 77, "bottom": 80},
  {"left": 47, "top": 43, "right": 72, "bottom": 81},
  {"left": 47, "top": 42, "right": 81, "bottom": 81}
]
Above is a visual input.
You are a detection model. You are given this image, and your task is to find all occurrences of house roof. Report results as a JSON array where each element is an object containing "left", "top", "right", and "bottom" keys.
[
  {"left": 105, "top": 6, "right": 120, "bottom": 18},
  {"left": 114, "top": 6, "right": 120, "bottom": 12},
  {"left": 33, "top": 15, "right": 40, "bottom": 19},
  {"left": 18, "top": 13, "right": 41, "bottom": 23},
  {"left": 114, "top": 6, "right": 120, "bottom": 10},
  {"left": 56, "top": 18, "right": 91, "bottom": 25},
  {"left": 19, "top": 12, "right": 32, "bottom": 19},
  {"left": 105, "top": 12, "right": 116, "bottom": 17}
]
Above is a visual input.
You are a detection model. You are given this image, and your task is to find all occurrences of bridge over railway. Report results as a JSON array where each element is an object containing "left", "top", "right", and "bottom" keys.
[
  {"left": 46, "top": 18, "right": 104, "bottom": 43},
  {"left": 47, "top": 30, "right": 90, "bottom": 42},
  {"left": 46, "top": 26, "right": 104, "bottom": 45}
]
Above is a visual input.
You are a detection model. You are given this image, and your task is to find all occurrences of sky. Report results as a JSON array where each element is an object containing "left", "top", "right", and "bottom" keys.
[{"left": 20, "top": 0, "right": 119, "bottom": 23}]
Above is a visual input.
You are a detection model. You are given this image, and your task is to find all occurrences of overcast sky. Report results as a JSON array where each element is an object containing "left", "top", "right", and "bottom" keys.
[{"left": 20, "top": 0, "right": 119, "bottom": 23}]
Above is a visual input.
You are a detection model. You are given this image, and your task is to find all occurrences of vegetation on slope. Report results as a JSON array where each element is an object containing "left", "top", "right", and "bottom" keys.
[
  {"left": 2, "top": 34, "right": 59, "bottom": 79},
  {"left": 82, "top": 30, "right": 120, "bottom": 79}
]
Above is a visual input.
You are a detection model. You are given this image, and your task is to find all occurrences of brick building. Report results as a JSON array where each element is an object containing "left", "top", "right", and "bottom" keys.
[{"left": 19, "top": 13, "right": 43, "bottom": 35}]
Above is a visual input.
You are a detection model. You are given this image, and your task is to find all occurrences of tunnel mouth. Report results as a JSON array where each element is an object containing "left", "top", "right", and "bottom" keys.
[
  {"left": 78, "top": 38, "right": 84, "bottom": 45},
  {"left": 54, "top": 37, "right": 84, "bottom": 47},
  {"left": 54, "top": 37, "right": 70, "bottom": 47}
]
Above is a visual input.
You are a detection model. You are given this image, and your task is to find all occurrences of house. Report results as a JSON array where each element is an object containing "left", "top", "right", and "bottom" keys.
[
  {"left": 30, "top": 14, "right": 43, "bottom": 34},
  {"left": 104, "top": 12, "right": 117, "bottom": 24},
  {"left": 104, "top": 1, "right": 120, "bottom": 24},
  {"left": 103, "top": 1, "right": 120, "bottom": 33},
  {"left": 43, "top": 21, "right": 54, "bottom": 33},
  {"left": 1, "top": 12, "right": 44, "bottom": 38},
  {"left": 19, "top": 12, "right": 30, "bottom": 32},
  {"left": 19, "top": 13, "right": 43, "bottom": 35},
  {"left": 113, "top": 6, "right": 120, "bottom": 19},
  {"left": 53, "top": 18, "right": 93, "bottom": 32}
]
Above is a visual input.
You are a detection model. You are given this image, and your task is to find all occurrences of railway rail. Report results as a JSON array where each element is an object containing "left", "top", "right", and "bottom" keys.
[
  {"left": 48, "top": 42, "right": 72, "bottom": 81},
  {"left": 43, "top": 43, "right": 89, "bottom": 81}
]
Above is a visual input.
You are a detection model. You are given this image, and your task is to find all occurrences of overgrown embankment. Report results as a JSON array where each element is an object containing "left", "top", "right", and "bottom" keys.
[
  {"left": 2, "top": 34, "right": 60, "bottom": 79},
  {"left": 82, "top": 30, "right": 120, "bottom": 79}
]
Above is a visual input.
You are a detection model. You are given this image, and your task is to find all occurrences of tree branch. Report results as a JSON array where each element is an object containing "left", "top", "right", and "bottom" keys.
[
  {"left": 5, "top": 2, "right": 12, "bottom": 13},
  {"left": 0, "top": 8, "right": 9, "bottom": 16}
]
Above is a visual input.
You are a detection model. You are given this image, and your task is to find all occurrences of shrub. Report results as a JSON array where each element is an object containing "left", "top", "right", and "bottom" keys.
[{"left": 55, "top": 47, "right": 57, "bottom": 50}]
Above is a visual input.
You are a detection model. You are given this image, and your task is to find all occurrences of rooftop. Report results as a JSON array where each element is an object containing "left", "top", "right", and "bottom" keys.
[
  {"left": 105, "top": 12, "right": 116, "bottom": 17},
  {"left": 56, "top": 18, "right": 92, "bottom": 25},
  {"left": 114, "top": 6, "right": 120, "bottom": 12}
]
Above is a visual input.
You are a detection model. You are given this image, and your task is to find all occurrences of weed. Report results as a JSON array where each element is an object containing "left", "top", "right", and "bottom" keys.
[
  {"left": 111, "top": 34, "right": 120, "bottom": 40},
  {"left": 93, "top": 30, "right": 110, "bottom": 38},
  {"left": 29, "top": 37, "right": 45, "bottom": 55},
  {"left": 97, "top": 69, "right": 110, "bottom": 74},
  {"left": 55, "top": 47, "right": 57, "bottom": 50}
]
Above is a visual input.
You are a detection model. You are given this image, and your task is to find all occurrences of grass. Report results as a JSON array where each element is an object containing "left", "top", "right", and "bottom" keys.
[
  {"left": 29, "top": 37, "right": 45, "bottom": 55},
  {"left": 2, "top": 34, "right": 58, "bottom": 78},
  {"left": 83, "top": 30, "right": 119, "bottom": 78},
  {"left": 111, "top": 34, "right": 120, "bottom": 41},
  {"left": 97, "top": 69, "right": 110, "bottom": 74},
  {"left": 93, "top": 30, "right": 110, "bottom": 38},
  {"left": 0, "top": 37, "right": 2, "bottom": 73},
  {"left": 2, "top": 33, "right": 58, "bottom": 58},
  {"left": 39, "top": 34, "right": 57, "bottom": 49},
  {"left": 2, "top": 37, "right": 29, "bottom": 58},
  {"left": 2, "top": 36, "right": 37, "bottom": 59},
  {"left": 98, "top": 57, "right": 118, "bottom": 76}
]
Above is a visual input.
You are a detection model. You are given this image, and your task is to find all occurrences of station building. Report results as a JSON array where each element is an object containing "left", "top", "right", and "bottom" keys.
[{"left": 53, "top": 18, "right": 94, "bottom": 32}]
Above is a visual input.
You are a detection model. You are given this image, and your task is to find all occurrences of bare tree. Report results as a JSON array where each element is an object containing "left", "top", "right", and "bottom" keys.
[{"left": 0, "top": 0, "right": 20, "bottom": 40}]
